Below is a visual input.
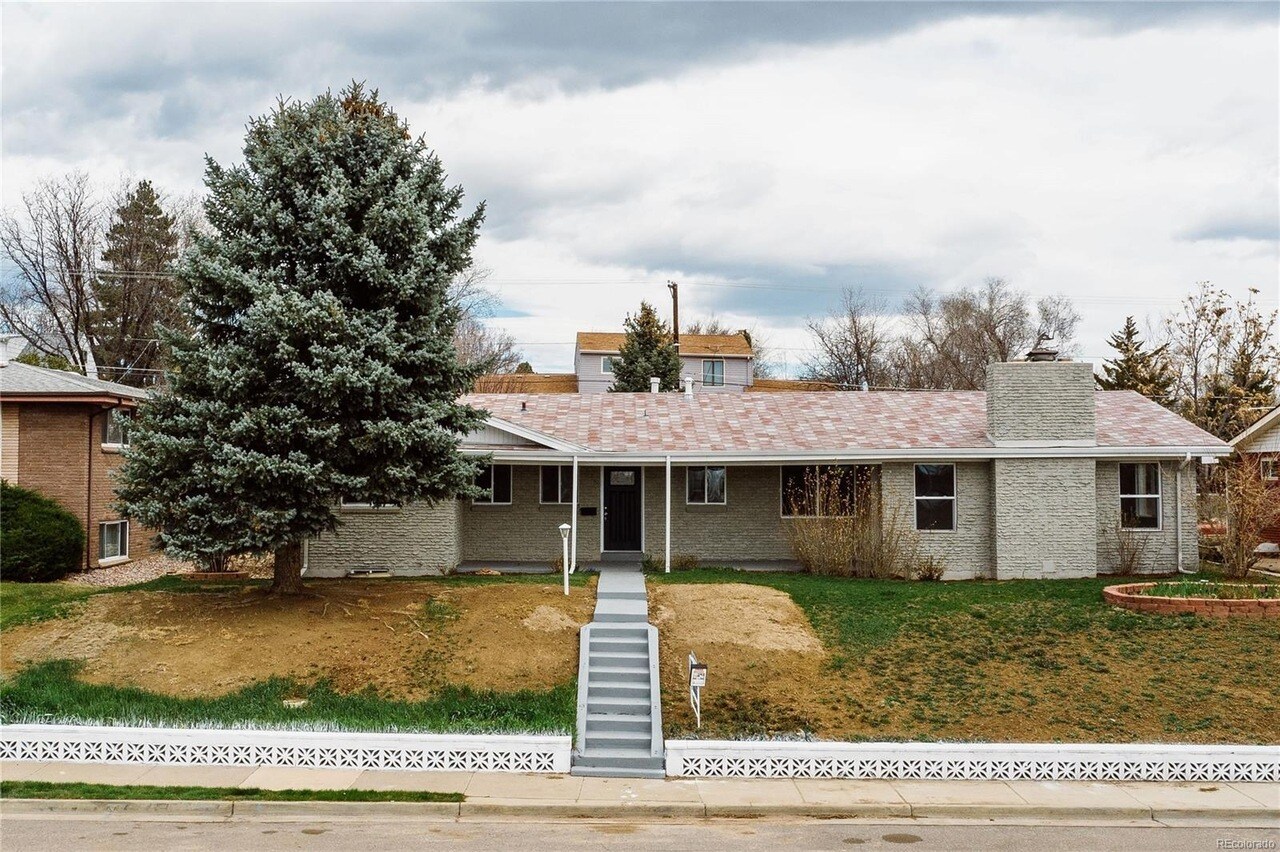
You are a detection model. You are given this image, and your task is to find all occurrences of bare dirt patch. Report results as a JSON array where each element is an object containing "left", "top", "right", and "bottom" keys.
[
  {"left": 650, "top": 583, "right": 866, "bottom": 736},
  {"left": 0, "top": 579, "right": 595, "bottom": 700}
]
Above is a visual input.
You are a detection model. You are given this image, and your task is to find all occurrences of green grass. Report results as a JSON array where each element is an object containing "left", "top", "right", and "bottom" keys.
[
  {"left": 0, "top": 780, "right": 463, "bottom": 803},
  {"left": 1142, "top": 580, "right": 1280, "bottom": 600},
  {"left": 0, "top": 660, "right": 577, "bottom": 735},
  {"left": 654, "top": 569, "right": 1280, "bottom": 744}
]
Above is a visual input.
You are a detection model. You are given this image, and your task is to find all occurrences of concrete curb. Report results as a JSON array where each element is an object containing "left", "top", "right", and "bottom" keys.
[{"left": 2, "top": 797, "right": 1276, "bottom": 826}]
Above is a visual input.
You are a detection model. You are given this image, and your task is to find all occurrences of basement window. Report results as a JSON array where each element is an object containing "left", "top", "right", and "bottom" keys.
[
  {"left": 1120, "top": 462, "right": 1161, "bottom": 529},
  {"left": 540, "top": 465, "right": 575, "bottom": 504},
  {"left": 99, "top": 520, "right": 129, "bottom": 562},
  {"left": 687, "top": 466, "right": 727, "bottom": 505},
  {"left": 914, "top": 464, "right": 956, "bottom": 531},
  {"left": 474, "top": 464, "right": 512, "bottom": 505}
]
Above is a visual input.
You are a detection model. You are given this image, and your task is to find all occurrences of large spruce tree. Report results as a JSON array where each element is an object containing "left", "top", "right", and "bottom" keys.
[
  {"left": 610, "top": 301, "right": 681, "bottom": 392},
  {"left": 1096, "top": 316, "right": 1175, "bottom": 404},
  {"left": 117, "top": 84, "right": 486, "bottom": 593}
]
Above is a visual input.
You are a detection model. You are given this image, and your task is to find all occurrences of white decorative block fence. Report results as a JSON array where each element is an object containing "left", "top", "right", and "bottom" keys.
[
  {"left": 0, "top": 725, "right": 571, "bottom": 774},
  {"left": 666, "top": 740, "right": 1280, "bottom": 783}
]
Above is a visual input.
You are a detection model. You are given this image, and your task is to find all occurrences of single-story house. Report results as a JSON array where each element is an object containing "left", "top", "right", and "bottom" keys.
[
  {"left": 307, "top": 359, "right": 1231, "bottom": 580},
  {"left": 0, "top": 359, "right": 153, "bottom": 569},
  {"left": 1229, "top": 404, "right": 1280, "bottom": 549}
]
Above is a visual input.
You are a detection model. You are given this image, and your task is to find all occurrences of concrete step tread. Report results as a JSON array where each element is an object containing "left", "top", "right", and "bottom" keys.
[
  {"left": 588, "top": 650, "right": 648, "bottom": 660},
  {"left": 588, "top": 665, "right": 652, "bottom": 676},
  {"left": 570, "top": 765, "right": 666, "bottom": 779}
]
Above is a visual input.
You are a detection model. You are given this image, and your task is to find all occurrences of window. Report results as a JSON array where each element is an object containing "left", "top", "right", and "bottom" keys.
[
  {"left": 687, "top": 466, "right": 727, "bottom": 505},
  {"left": 474, "top": 464, "right": 512, "bottom": 505},
  {"left": 102, "top": 409, "right": 131, "bottom": 447},
  {"left": 1119, "top": 462, "right": 1161, "bottom": 529},
  {"left": 1263, "top": 458, "right": 1278, "bottom": 481},
  {"left": 540, "top": 465, "right": 575, "bottom": 504},
  {"left": 339, "top": 498, "right": 397, "bottom": 511},
  {"left": 702, "top": 359, "right": 725, "bottom": 387},
  {"left": 914, "top": 464, "right": 956, "bottom": 531},
  {"left": 601, "top": 356, "right": 615, "bottom": 374},
  {"left": 99, "top": 520, "right": 129, "bottom": 561},
  {"left": 781, "top": 465, "right": 858, "bottom": 517}
]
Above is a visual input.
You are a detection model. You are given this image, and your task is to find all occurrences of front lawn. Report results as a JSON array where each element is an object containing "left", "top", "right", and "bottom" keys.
[
  {"left": 651, "top": 570, "right": 1280, "bottom": 744},
  {"left": 0, "top": 575, "right": 592, "bottom": 735}
]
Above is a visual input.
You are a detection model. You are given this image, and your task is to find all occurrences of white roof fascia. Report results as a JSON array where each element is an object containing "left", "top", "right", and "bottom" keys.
[
  {"left": 474, "top": 416, "right": 592, "bottom": 454},
  {"left": 1229, "top": 405, "right": 1280, "bottom": 449},
  {"left": 472, "top": 444, "right": 1233, "bottom": 465}
]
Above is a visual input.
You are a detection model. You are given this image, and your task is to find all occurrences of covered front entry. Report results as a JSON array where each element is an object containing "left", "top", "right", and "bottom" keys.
[{"left": 603, "top": 466, "right": 643, "bottom": 551}]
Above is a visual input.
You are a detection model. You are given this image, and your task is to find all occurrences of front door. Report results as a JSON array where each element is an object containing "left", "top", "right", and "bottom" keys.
[{"left": 603, "top": 467, "right": 642, "bottom": 551}]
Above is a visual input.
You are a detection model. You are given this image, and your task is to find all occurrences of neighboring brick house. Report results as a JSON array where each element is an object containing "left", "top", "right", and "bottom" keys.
[
  {"left": 1230, "top": 404, "right": 1280, "bottom": 549},
  {"left": 308, "top": 358, "right": 1231, "bottom": 579},
  {"left": 0, "top": 360, "right": 152, "bottom": 569}
]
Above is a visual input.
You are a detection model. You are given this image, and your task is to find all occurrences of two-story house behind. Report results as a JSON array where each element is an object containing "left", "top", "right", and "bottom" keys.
[{"left": 574, "top": 331, "right": 755, "bottom": 393}]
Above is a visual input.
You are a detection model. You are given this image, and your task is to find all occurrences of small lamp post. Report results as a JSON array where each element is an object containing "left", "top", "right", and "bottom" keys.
[{"left": 558, "top": 523, "right": 571, "bottom": 596}]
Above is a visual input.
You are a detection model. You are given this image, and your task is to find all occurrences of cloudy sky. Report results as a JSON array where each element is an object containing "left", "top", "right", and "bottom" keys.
[{"left": 4, "top": 2, "right": 1277, "bottom": 376}]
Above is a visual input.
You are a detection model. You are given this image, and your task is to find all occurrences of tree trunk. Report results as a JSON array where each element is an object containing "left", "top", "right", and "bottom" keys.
[{"left": 271, "top": 541, "right": 306, "bottom": 595}]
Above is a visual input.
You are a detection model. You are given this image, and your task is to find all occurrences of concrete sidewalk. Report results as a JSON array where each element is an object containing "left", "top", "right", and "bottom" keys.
[{"left": 2, "top": 760, "right": 1277, "bottom": 825}]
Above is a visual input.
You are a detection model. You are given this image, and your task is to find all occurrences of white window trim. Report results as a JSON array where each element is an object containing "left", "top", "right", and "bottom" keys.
[
  {"left": 702, "top": 359, "right": 725, "bottom": 387},
  {"left": 101, "top": 409, "right": 131, "bottom": 450},
  {"left": 540, "top": 464, "right": 574, "bottom": 505},
  {"left": 600, "top": 356, "right": 615, "bottom": 374},
  {"left": 914, "top": 463, "right": 957, "bottom": 533},
  {"left": 1119, "top": 461, "right": 1163, "bottom": 532},
  {"left": 1262, "top": 458, "right": 1278, "bottom": 481},
  {"left": 778, "top": 465, "right": 857, "bottom": 519},
  {"left": 473, "top": 464, "right": 513, "bottom": 506},
  {"left": 685, "top": 465, "right": 728, "bottom": 505},
  {"left": 98, "top": 519, "right": 129, "bottom": 564}
]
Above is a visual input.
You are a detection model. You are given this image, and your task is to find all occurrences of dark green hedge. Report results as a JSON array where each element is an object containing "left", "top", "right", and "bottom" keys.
[{"left": 1, "top": 481, "right": 84, "bottom": 582}]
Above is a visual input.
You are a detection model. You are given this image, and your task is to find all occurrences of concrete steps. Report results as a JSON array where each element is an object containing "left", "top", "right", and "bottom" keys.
[{"left": 572, "top": 567, "right": 664, "bottom": 778}]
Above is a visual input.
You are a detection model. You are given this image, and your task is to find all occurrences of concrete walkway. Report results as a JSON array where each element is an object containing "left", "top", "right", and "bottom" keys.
[{"left": 3, "top": 761, "right": 1276, "bottom": 823}]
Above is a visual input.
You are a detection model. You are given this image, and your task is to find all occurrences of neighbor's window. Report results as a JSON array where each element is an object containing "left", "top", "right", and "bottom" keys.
[
  {"left": 102, "top": 409, "right": 131, "bottom": 446},
  {"left": 781, "top": 465, "right": 858, "bottom": 517},
  {"left": 601, "top": 356, "right": 615, "bottom": 374},
  {"left": 1263, "top": 458, "right": 1278, "bottom": 481},
  {"left": 474, "top": 464, "right": 512, "bottom": 505},
  {"left": 914, "top": 464, "right": 956, "bottom": 531},
  {"left": 540, "top": 465, "right": 575, "bottom": 504},
  {"left": 687, "top": 466, "right": 727, "bottom": 505},
  {"left": 99, "top": 519, "right": 129, "bottom": 561},
  {"left": 702, "top": 359, "right": 725, "bottom": 387},
  {"left": 1119, "top": 462, "right": 1161, "bottom": 529}
]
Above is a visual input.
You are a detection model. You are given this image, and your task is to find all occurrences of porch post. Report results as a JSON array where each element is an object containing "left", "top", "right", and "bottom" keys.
[
  {"left": 664, "top": 455, "right": 671, "bottom": 574},
  {"left": 570, "top": 455, "right": 579, "bottom": 572}
]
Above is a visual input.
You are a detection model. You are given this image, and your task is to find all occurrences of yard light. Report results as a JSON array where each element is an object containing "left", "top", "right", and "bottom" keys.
[{"left": 559, "top": 523, "right": 571, "bottom": 596}]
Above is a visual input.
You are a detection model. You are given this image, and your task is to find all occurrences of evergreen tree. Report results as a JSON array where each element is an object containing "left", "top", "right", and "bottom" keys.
[
  {"left": 610, "top": 301, "right": 681, "bottom": 392},
  {"left": 94, "top": 180, "right": 182, "bottom": 385},
  {"left": 514, "top": 361, "right": 534, "bottom": 373},
  {"left": 1096, "top": 316, "right": 1175, "bottom": 404},
  {"left": 117, "top": 84, "right": 486, "bottom": 594}
]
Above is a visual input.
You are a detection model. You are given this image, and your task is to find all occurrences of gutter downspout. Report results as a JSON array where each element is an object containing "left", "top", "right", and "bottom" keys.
[
  {"left": 301, "top": 537, "right": 309, "bottom": 576},
  {"left": 86, "top": 409, "right": 94, "bottom": 570},
  {"left": 570, "top": 454, "right": 579, "bottom": 572},
  {"left": 664, "top": 455, "right": 671, "bottom": 574},
  {"left": 1177, "top": 453, "right": 1195, "bottom": 575}
]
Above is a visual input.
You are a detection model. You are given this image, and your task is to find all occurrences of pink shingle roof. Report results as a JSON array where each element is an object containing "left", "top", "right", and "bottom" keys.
[{"left": 463, "top": 390, "right": 1226, "bottom": 454}]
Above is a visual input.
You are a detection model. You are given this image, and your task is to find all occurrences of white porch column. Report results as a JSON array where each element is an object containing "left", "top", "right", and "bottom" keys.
[
  {"left": 664, "top": 455, "right": 672, "bottom": 574},
  {"left": 570, "top": 455, "right": 579, "bottom": 572}
]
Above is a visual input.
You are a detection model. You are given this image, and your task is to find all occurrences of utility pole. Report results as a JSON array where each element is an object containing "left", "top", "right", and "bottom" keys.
[{"left": 667, "top": 280, "right": 680, "bottom": 349}]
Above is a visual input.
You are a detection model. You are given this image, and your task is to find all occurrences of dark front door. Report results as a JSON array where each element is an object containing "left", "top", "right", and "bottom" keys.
[{"left": 603, "top": 467, "right": 642, "bottom": 551}]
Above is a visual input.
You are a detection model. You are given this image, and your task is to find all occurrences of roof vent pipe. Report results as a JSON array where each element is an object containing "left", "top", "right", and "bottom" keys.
[
  {"left": 650, "top": 377, "right": 660, "bottom": 394},
  {"left": 683, "top": 376, "right": 694, "bottom": 397}
]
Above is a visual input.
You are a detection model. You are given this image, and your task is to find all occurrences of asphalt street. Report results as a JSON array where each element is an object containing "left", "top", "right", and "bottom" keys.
[{"left": 1, "top": 815, "right": 1276, "bottom": 852}]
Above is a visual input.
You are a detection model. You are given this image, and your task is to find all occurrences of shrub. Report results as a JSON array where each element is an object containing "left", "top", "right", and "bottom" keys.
[
  {"left": 1221, "top": 457, "right": 1280, "bottom": 579},
  {"left": 1110, "top": 523, "right": 1154, "bottom": 574},
  {"left": 783, "top": 468, "right": 927, "bottom": 579},
  {"left": 0, "top": 482, "right": 85, "bottom": 582},
  {"left": 641, "top": 553, "right": 699, "bottom": 572},
  {"left": 914, "top": 554, "right": 947, "bottom": 581}
]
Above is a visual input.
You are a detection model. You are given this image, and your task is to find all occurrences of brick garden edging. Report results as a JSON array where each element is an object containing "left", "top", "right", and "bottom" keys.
[{"left": 1103, "top": 583, "right": 1280, "bottom": 618}]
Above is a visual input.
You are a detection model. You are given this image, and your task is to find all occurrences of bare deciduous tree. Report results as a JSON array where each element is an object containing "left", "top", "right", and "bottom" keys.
[
  {"left": 685, "top": 316, "right": 777, "bottom": 378},
  {"left": 450, "top": 267, "right": 523, "bottom": 375},
  {"left": 0, "top": 172, "right": 101, "bottom": 372},
  {"left": 802, "top": 289, "right": 894, "bottom": 388}
]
